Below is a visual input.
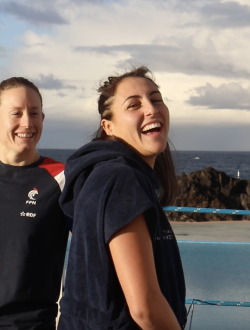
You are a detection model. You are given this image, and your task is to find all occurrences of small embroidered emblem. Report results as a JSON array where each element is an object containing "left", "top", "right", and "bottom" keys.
[{"left": 28, "top": 188, "right": 38, "bottom": 200}]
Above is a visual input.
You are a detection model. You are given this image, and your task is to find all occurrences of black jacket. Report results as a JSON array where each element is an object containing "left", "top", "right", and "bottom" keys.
[{"left": 59, "top": 140, "right": 186, "bottom": 330}]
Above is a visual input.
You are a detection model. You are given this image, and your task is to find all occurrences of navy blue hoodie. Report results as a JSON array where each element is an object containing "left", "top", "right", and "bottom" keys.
[{"left": 59, "top": 140, "right": 186, "bottom": 330}]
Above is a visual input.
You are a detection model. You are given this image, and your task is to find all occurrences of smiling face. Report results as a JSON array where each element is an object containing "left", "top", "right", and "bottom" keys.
[
  {"left": 0, "top": 86, "right": 44, "bottom": 165},
  {"left": 101, "top": 77, "right": 169, "bottom": 167}
]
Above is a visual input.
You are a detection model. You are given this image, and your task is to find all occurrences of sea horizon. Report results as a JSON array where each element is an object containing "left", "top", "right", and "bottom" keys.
[
  {"left": 38, "top": 148, "right": 250, "bottom": 180},
  {"left": 39, "top": 147, "right": 250, "bottom": 152}
]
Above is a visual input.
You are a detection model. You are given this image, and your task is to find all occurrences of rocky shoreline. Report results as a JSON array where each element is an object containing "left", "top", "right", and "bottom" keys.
[{"left": 168, "top": 167, "right": 250, "bottom": 222}]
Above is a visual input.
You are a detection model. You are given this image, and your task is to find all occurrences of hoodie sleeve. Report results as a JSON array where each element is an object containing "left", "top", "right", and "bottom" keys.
[{"left": 103, "top": 164, "right": 157, "bottom": 244}]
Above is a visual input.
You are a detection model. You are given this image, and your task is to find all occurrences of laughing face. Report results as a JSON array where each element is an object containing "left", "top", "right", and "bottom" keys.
[
  {"left": 102, "top": 77, "right": 169, "bottom": 168},
  {"left": 0, "top": 86, "right": 44, "bottom": 165}
]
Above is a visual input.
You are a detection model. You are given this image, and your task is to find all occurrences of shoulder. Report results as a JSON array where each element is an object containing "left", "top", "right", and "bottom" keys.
[
  {"left": 93, "top": 158, "right": 144, "bottom": 183},
  {"left": 39, "top": 157, "right": 65, "bottom": 191},
  {"left": 86, "top": 159, "right": 154, "bottom": 201},
  {"left": 86, "top": 159, "right": 148, "bottom": 196},
  {"left": 39, "top": 157, "right": 65, "bottom": 175},
  {"left": 90, "top": 161, "right": 156, "bottom": 242}
]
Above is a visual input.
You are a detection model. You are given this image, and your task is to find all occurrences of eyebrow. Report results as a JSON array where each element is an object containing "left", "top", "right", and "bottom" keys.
[
  {"left": 29, "top": 107, "right": 40, "bottom": 110},
  {"left": 9, "top": 106, "right": 40, "bottom": 111},
  {"left": 122, "top": 90, "right": 161, "bottom": 105}
]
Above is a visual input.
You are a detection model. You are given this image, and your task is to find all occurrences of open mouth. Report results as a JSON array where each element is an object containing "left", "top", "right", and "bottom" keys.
[
  {"left": 16, "top": 133, "right": 34, "bottom": 138},
  {"left": 141, "top": 122, "right": 161, "bottom": 134}
]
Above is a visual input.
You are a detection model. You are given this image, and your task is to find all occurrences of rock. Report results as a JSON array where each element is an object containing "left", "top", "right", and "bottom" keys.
[
  {"left": 246, "top": 180, "right": 250, "bottom": 196},
  {"left": 240, "top": 194, "right": 250, "bottom": 210},
  {"left": 168, "top": 167, "right": 250, "bottom": 222}
]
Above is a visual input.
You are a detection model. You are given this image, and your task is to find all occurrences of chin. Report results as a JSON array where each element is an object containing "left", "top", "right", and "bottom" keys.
[
  {"left": 151, "top": 146, "right": 166, "bottom": 156},
  {"left": 17, "top": 146, "right": 35, "bottom": 153}
]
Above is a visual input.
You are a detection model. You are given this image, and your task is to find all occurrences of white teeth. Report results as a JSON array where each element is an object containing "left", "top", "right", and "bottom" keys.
[
  {"left": 142, "top": 122, "right": 161, "bottom": 132},
  {"left": 16, "top": 133, "right": 33, "bottom": 138}
]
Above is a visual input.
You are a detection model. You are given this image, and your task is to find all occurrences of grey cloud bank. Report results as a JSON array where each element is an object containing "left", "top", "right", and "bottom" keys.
[
  {"left": 75, "top": 44, "right": 250, "bottom": 78},
  {"left": 2, "top": 0, "right": 250, "bottom": 29},
  {"left": 1, "top": 1, "right": 68, "bottom": 25},
  {"left": 34, "top": 74, "right": 76, "bottom": 90},
  {"left": 187, "top": 83, "right": 250, "bottom": 110},
  {"left": 176, "top": 0, "right": 250, "bottom": 28},
  {"left": 0, "top": 46, "right": 7, "bottom": 55},
  {"left": 199, "top": 1, "right": 250, "bottom": 28}
]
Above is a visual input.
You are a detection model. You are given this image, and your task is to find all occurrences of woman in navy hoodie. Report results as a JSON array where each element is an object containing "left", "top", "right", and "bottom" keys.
[{"left": 59, "top": 66, "right": 187, "bottom": 330}]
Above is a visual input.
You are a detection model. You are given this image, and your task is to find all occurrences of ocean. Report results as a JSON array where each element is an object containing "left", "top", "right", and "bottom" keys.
[
  {"left": 172, "top": 150, "right": 250, "bottom": 180},
  {"left": 38, "top": 148, "right": 250, "bottom": 180}
]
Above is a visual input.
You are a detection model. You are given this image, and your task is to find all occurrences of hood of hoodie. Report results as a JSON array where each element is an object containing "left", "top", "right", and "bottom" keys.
[{"left": 60, "top": 140, "right": 158, "bottom": 219}]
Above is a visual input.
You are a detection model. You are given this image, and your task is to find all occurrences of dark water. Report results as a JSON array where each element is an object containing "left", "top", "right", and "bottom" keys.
[
  {"left": 179, "top": 241, "right": 250, "bottom": 330},
  {"left": 39, "top": 148, "right": 250, "bottom": 180},
  {"left": 172, "top": 150, "right": 250, "bottom": 180},
  {"left": 38, "top": 149, "right": 75, "bottom": 164}
]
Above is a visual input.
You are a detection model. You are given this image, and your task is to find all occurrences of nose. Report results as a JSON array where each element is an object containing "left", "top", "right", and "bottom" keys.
[
  {"left": 20, "top": 112, "right": 32, "bottom": 128},
  {"left": 144, "top": 99, "right": 158, "bottom": 116}
]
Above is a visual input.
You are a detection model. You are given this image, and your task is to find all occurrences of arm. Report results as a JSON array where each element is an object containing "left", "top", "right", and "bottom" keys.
[{"left": 109, "top": 214, "right": 181, "bottom": 330}]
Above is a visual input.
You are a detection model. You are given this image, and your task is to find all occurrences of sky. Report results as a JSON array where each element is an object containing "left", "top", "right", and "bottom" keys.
[{"left": 0, "top": 0, "right": 250, "bottom": 151}]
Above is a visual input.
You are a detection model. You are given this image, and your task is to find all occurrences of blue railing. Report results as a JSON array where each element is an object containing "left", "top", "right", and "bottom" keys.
[
  {"left": 163, "top": 206, "right": 250, "bottom": 216},
  {"left": 163, "top": 206, "right": 250, "bottom": 329},
  {"left": 185, "top": 299, "right": 250, "bottom": 307}
]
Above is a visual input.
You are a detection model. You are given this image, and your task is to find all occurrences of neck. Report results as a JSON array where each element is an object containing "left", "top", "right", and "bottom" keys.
[
  {"left": 0, "top": 149, "right": 40, "bottom": 166},
  {"left": 140, "top": 156, "right": 155, "bottom": 168}
]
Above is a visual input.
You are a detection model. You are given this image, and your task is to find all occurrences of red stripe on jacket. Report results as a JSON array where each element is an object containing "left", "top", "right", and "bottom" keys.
[{"left": 39, "top": 157, "right": 65, "bottom": 177}]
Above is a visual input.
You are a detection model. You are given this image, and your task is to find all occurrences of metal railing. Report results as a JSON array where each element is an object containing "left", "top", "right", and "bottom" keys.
[
  {"left": 163, "top": 206, "right": 250, "bottom": 216},
  {"left": 165, "top": 206, "right": 250, "bottom": 329}
]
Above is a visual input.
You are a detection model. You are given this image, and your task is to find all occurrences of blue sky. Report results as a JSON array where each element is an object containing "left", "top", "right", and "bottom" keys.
[{"left": 0, "top": 0, "right": 250, "bottom": 150}]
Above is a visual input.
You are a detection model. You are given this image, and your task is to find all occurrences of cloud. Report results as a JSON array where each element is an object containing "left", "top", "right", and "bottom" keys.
[
  {"left": 2, "top": 0, "right": 250, "bottom": 152},
  {"left": 170, "top": 122, "right": 250, "bottom": 151},
  {"left": 75, "top": 43, "right": 250, "bottom": 78},
  {"left": 3, "top": 0, "right": 249, "bottom": 30},
  {"left": 1, "top": 1, "right": 68, "bottom": 25},
  {"left": 199, "top": 1, "right": 250, "bottom": 28},
  {"left": 69, "top": 0, "right": 113, "bottom": 4},
  {"left": 187, "top": 82, "right": 250, "bottom": 110},
  {"left": 172, "top": 0, "right": 250, "bottom": 29},
  {"left": 0, "top": 45, "right": 6, "bottom": 55},
  {"left": 57, "top": 92, "right": 68, "bottom": 98},
  {"left": 33, "top": 74, "right": 76, "bottom": 90}
]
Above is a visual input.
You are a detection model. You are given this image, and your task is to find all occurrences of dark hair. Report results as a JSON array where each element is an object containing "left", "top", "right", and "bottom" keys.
[
  {"left": 0, "top": 77, "right": 43, "bottom": 108},
  {"left": 93, "top": 65, "right": 177, "bottom": 205}
]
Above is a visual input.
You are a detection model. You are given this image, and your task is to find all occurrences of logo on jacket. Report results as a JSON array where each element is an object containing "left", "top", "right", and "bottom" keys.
[
  {"left": 26, "top": 188, "right": 38, "bottom": 205},
  {"left": 20, "top": 211, "right": 36, "bottom": 218},
  {"left": 155, "top": 229, "right": 174, "bottom": 241}
]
